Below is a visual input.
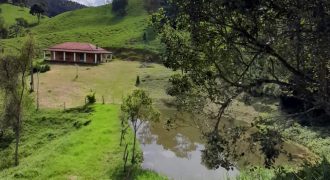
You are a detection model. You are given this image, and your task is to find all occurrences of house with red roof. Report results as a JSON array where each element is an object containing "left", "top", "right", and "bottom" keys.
[{"left": 44, "top": 42, "right": 113, "bottom": 64}]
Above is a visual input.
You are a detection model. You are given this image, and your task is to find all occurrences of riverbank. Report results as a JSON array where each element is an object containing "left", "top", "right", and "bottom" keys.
[{"left": 0, "top": 104, "right": 166, "bottom": 179}]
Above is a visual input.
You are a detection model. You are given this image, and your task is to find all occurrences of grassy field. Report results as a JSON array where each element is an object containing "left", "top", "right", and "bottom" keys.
[
  {"left": 35, "top": 60, "right": 173, "bottom": 109},
  {"left": 0, "top": 3, "right": 48, "bottom": 26},
  {"left": 0, "top": 104, "right": 166, "bottom": 179},
  {"left": 0, "top": 1, "right": 159, "bottom": 54}
]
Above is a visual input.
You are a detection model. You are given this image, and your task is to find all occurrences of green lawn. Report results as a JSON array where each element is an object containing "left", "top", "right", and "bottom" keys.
[{"left": 0, "top": 104, "right": 166, "bottom": 179}]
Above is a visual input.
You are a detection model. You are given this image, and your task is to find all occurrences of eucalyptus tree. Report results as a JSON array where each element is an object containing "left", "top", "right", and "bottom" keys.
[{"left": 152, "top": 0, "right": 330, "bottom": 169}]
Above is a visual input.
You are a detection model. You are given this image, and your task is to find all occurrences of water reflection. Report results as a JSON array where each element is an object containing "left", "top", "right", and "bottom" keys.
[{"left": 137, "top": 121, "right": 239, "bottom": 180}]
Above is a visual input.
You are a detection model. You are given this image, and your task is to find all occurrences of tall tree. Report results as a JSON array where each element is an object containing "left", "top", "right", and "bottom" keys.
[
  {"left": 152, "top": 0, "right": 330, "bottom": 168},
  {"left": 29, "top": 4, "right": 44, "bottom": 24}
]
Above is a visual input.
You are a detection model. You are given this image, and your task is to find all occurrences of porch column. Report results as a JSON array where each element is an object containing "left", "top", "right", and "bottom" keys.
[
  {"left": 84, "top": 53, "right": 87, "bottom": 63},
  {"left": 110, "top": 53, "right": 113, "bottom": 60},
  {"left": 74, "top": 53, "right": 76, "bottom": 62},
  {"left": 53, "top": 51, "right": 56, "bottom": 60},
  {"left": 63, "top": 52, "right": 66, "bottom": 61},
  {"left": 43, "top": 51, "right": 46, "bottom": 60},
  {"left": 94, "top": 54, "right": 97, "bottom": 64}
]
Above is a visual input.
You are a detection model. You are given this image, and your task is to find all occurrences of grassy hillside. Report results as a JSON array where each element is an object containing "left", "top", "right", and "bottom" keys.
[
  {"left": 0, "top": 104, "right": 166, "bottom": 179},
  {"left": 0, "top": 0, "right": 159, "bottom": 54},
  {"left": 0, "top": 4, "right": 47, "bottom": 26}
]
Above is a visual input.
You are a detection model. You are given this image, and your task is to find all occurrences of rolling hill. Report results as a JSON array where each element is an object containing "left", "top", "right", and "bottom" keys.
[
  {"left": 0, "top": 0, "right": 159, "bottom": 54},
  {"left": 0, "top": 3, "right": 48, "bottom": 26}
]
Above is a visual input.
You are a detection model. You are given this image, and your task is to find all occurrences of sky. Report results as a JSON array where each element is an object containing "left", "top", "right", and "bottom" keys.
[{"left": 70, "top": 0, "right": 111, "bottom": 6}]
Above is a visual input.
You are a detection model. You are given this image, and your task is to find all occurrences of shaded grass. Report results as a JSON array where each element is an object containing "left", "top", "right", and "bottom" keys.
[{"left": 0, "top": 104, "right": 165, "bottom": 179}]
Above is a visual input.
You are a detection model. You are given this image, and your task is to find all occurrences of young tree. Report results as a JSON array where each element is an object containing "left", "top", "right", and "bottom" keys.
[
  {"left": 29, "top": 4, "right": 44, "bottom": 24},
  {"left": 112, "top": 0, "right": 128, "bottom": 16},
  {"left": 0, "top": 36, "right": 33, "bottom": 166},
  {"left": 120, "top": 89, "right": 160, "bottom": 164}
]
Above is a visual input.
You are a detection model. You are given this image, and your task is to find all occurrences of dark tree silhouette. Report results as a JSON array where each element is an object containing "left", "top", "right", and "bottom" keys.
[
  {"left": 112, "top": 0, "right": 128, "bottom": 16},
  {"left": 29, "top": 4, "right": 45, "bottom": 24}
]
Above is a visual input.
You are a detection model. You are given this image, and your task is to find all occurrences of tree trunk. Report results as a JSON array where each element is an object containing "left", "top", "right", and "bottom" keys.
[
  {"left": 30, "top": 60, "right": 34, "bottom": 92},
  {"left": 36, "top": 71, "right": 39, "bottom": 111},
  {"left": 131, "top": 120, "right": 137, "bottom": 164},
  {"left": 14, "top": 116, "right": 20, "bottom": 166},
  {"left": 37, "top": 14, "right": 40, "bottom": 24}
]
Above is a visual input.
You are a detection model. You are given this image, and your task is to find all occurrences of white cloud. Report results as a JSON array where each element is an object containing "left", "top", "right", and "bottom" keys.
[{"left": 70, "top": 0, "right": 111, "bottom": 6}]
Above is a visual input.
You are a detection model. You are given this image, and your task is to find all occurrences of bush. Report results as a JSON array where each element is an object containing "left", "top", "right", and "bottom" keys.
[
  {"left": 86, "top": 92, "right": 96, "bottom": 104},
  {"left": 33, "top": 61, "right": 50, "bottom": 73},
  {"left": 135, "top": 75, "right": 140, "bottom": 86}
]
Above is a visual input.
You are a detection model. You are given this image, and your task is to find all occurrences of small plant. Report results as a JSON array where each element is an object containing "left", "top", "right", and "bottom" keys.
[
  {"left": 86, "top": 91, "right": 96, "bottom": 104},
  {"left": 135, "top": 75, "right": 140, "bottom": 86},
  {"left": 33, "top": 61, "right": 50, "bottom": 73},
  {"left": 143, "top": 32, "right": 147, "bottom": 42}
]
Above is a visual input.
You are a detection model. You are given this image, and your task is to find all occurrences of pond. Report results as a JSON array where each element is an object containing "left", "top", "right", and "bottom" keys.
[{"left": 137, "top": 105, "right": 316, "bottom": 180}]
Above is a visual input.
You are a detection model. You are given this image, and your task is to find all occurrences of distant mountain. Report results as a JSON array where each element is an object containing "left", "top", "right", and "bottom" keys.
[{"left": 0, "top": 0, "right": 86, "bottom": 17}]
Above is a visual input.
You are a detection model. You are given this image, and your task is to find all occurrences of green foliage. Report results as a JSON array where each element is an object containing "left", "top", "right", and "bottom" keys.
[
  {"left": 112, "top": 0, "right": 128, "bottom": 16},
  {"left": 201, "top": 131, "right": 233, "bottom": 170},
  {"left": 33, "top": 62, "right": 50, "bottom": 73},
  {"left": 136, "top": 75, "right": 141, "bottom": 86},
  {"left": 29, "top": 4, "right": 45, "bottom": 24},
  {"left": 274, "top": 158, "right": 330, "bottom": 180},
  {"left": 121, "top": 89, "right": 160, "bottom": 163},
  {"left": 239, "top": 167, "right": 274, "bottom": 180},
  {"left": 15, "top": 17, "right": 28, "bottom": 28},
  {"left": 86, "top": 91, "right": 96, "bottom": 104},
  {"left": 152, "top": 0, "right": 330, "bottom": 120},
  {"left": 121, "top": 89, "right": 160, "bottom": 123},
  {"left": 0, "top": 16, "right": 8, "bottom": 39}
]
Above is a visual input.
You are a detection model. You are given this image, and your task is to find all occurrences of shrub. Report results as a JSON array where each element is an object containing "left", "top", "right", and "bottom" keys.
[
  {"left": 33, "top": 61, "right": 50, "bottom": 73},
  {"left": 135, "top": 75, "right": 140, "bottom": 86},
  {"left": 86, "top": 92, "right": 96, "bottom": 104}
]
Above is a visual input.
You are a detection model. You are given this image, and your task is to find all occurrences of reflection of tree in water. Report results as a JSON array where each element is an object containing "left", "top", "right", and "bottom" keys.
[
  {"left": 137, "top": 117, "right": 199, "bottom": 159},
  {"left": 174, "top": 133, "right": 197, "bottom": 159},
  {"left": 137, "top": 121, "right": 157, "bottom": 145}
]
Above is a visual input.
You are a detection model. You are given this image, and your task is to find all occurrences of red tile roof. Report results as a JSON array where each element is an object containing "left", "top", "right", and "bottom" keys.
[{"left": 46, "top": 42, "right": 111, "bottom": 54}]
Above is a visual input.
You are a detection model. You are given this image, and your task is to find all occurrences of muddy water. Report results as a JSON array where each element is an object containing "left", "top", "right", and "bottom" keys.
[
  {"left": 138, "top": 122, "right": 239, "bottom": 180},
  {"left": 137, "top": 105, "right": 315, "bottom": 180}
]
